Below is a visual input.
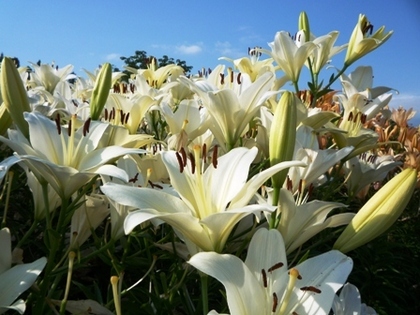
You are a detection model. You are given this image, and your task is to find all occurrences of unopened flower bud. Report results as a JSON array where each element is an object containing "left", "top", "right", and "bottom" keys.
[
  {"left": 90, "top": 63, "right": 112, "bottom": 120},
  {"left": 0, "top": 57, "right": 31, "bottom": 137},
  {"left": 334, "top": 168, "right": 417, "bottom": 253}
]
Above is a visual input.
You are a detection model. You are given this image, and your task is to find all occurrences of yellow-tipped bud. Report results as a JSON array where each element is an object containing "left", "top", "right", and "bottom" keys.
[
  {"left": 90, "top": 63, "right": 112, "bottom": 120},
  {"left": 298, "top": 11, "right": 311, "bottom": 43},
  {"left": 334, "top": 168, "right": 417, "bottom": 253},
  {"left": 0, "top": 57, "right": 31, "bottom": 137},
  {"left": 270, "top": 91, "right": 297, "bottom": 191}
]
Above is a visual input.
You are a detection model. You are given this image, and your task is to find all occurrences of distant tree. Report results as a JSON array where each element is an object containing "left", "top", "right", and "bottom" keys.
[{"left": 120, "top": 50, "right": 193, "bottom": 75}]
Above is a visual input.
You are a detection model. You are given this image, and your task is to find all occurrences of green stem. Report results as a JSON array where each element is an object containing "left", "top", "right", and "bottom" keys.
[
  {"left": 269, "top": 186, "right": 280, "bottom": 229},
  {"left": 200, "top": 273, "right": 209, "bottom": 315},
  {"left": 16, "top": 219, "right": 39, "bottom": 249},
  {"left": 1, "top": 170, "right": 13, "bottom": 228}
]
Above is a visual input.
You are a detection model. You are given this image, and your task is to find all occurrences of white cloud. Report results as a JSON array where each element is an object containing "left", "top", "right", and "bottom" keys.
[
  {"left": 104, "top": 53, "right": 121, "bottom": 61},
  {"left": 175, "top": 44, "right": 202, "bottom": 55},
  {"left": 214, "top": 41, "right": 244, "bottom": 59},
  {"left": 389, "top": 93, "right": 420, "bottom": 110}
]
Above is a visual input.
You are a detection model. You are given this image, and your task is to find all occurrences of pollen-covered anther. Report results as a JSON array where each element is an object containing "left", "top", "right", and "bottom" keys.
[
  {"left": 128, "top": 172, "right": 139, "bottom": 183},
  {"left": 219, "top": 73, "right": 225, "bottom": 85},
  {"left": 237, "top": 72, "right": 242, "bottom": 84},
  {"left": 202, "top": 143, "right": 207, "bottom": 163},
  {"left": 83, "top": 117, "right": 91, "bottom": 136},
  {"left": 261, "top": 269, "right": 268, "bottom": 288},
  {"left": 272, "top": 292, "right": 279, "bottom": 313},
  {"left": 175, "top": 151, "right": 184, "bottom": 173},
  {"left": 180, "top": 147, "right": 187, "bottom": 167},
  {"left": 300, "top": 286, "right": 322, "bottom": 294},
  {"left": 68, "top": 117, "right": 73, "bottom": 137},
  {"left": 55, "top": 114, "right": 61, "bottom": 135},
  {"left": 212, "top": 145, "right": 218, "bottom": 168},
  {"left": 267, "top": 262, "right": 284, "bottom": 273}
]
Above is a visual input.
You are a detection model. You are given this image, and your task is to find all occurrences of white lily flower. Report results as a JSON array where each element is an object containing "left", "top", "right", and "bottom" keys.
[
  {"left": 189, "top": 228, "right": 353, "bottom": 315},
  {"left": 0, "top": 228, "right": 47, "bottom": 314},
  {"left": 101, "top": 147, "right": 305, "bottom": 253},
  {"left": 180, "top": 71, "right": 275, "bottom": 150},
  {"left": 219, "top": 48, "right": 275, "bottom": 82},
  {"left": 259, "top": 31, "right": 316, "bottom": 84},
  {"left": 344, "top": 153, "right": 400, "bottom": 198},
  {"left": 308, "top": 31, "right": 347, "bottom": 75},
  {"left": 28, "top": 62, "right": 76, "bottom": 94},
  {"left": 276, "top": 188, "right": 354, "bottom": 253},
  {"left": 332, "top": 283, "right": 377, "bottom": 315},
  {"left": 0, "top": 112, "right": 146, "bottom": 199},
  {"left": 287, "top": 146, "right": 353, "bottom": 194},
  {"left": 339, "top": 66, "right": 394, "bottom": 120}
]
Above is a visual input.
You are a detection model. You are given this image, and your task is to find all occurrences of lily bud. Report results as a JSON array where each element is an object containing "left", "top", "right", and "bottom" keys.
[
  {"left": 0, "top": 102, "right": 12, "bottom": 136},
  {"left": 344, "top": 14, "right": 393, "bottom": 67},
  {"left": 270, "top": 91, "right": 297, "bottom": 200},
  {"left": 90, "top": 63, "right": 112, "bottom": 120},
  {"left": 334, "top": 167, "right": 417, "bottom": 253},
  {"left": 298, "top": 11, "right": 311, "bottom": 44},
  {"left": 0, "top": 57, "right": 31, "bottom": 137}
]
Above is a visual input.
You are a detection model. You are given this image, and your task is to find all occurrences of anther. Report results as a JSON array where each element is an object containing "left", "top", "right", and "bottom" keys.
[
  {"left": 219, "top": 73, "right": 225, "bottom": 85},
  {"left": 267, "top": 262, "right": 284, "bottom": 273},
  {"left": 212, "top": 145, "right": 218, "bottom": 168},
  {"left": 261, "top": 269, "right": 268, "bottom": 288},
  {"left": 120, "top": 110, "right": 126, "bottom": 125},
  {"left": 125, "top": 112, "right": 130, "bottom": 124},
  {"left": 189, "top": 152, "right": 196, "bottom": 174},
  {"left": 83, "top": 117, "right": 91, "bottom": 136},
  {"left": 300, "top": 286, "right": 322, "bottom": 294},
  {"left": 202, "top": 143, "right": 207, "bottom": 163},
  {"left": 361, "top": 114, "right": 367, "bottom": 124},
  {"left": 68, "top": 118, "right": 72, "bottom": 137},
  {"left": 348, "top": 111, "right": 354, "bottom": 122},
  {"left": 129, "top": 173, "right": 139, "bottom": 183},
  {"left": 55, "top": 114, "right": 61, "bottom": 135},
  {"left": 237, "top": 72, "right": 242, "bottom": 84},
  {"left": 175, "top": 151, "right": 184, "bottom": 173},
  {"left": 104, "top": 108, "right": 109, "bottom": 121},
  {"left": 272, "top": 292, "right": 278, "bottom": 313},
  {"left": 180, "top": 147, "right": 187, "bottom": 167}
]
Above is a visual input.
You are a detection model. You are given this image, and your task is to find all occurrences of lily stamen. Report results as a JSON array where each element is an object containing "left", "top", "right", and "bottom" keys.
[
  {"left": 272, "top": 292, "right": 279, "bottom": 313},
  {"left": 212, "top": 145, "right": 218, "bottom": 168},
  {"left": 55, "top": 114, "right": 61, "bottom": 135},
  {"left": 261, "top": 269, "right": 268, "bottom": 288},
  {"left": 83, "top": 117, "right": 91, "bottom": 136},
  {"left": 175, "top": 151, "right": 184, "bottom": 173},
  {"left": 267, "top": 262, "right": 284, "bottom": 273},
  {"left": 300, "top": 286, "right": 321, "bottom": 294}
]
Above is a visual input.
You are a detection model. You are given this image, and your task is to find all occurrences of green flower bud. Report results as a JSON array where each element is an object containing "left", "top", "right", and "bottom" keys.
[
  {"left": 334, "top": 167, "right": 417, "bottom": 253},
  {"left": 298, "top": 11, "right": 311, "bottom": 43},
  {"left": 90, "top": 63, "right": 112, "bottom": 120},
  {"left": 0, "top": 57, "right": 31, "bottom": 137},
  {"left": 0, "top": 102, "right": 12, "bottom": 136},
  {"left": 270, "top": 91, "right": 297, "bottom": 196}
]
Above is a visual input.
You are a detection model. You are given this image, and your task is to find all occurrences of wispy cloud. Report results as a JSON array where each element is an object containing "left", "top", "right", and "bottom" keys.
[
  {"left": 175, "top": 44, "right": 203, "bottom": 55},
  {"left": 214, "top": 41, "right": 244, "bottom": 59},
  {"left": 104, "top": 53, "right": 121, "bottom": 61},
  {"left": 389, "top": 93, "right": 420, "bottom": 110}
]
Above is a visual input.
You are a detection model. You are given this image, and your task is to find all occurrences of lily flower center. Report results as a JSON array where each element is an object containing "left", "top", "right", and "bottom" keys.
[
  {"left": 340, "top": 110, "right": 367, "bottom": 137},
  {"left": 54, "top": 114, "right": 91, "bottom": 168}
]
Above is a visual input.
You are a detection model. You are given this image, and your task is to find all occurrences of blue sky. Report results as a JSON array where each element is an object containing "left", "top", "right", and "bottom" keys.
[{"left": 1, "top": 0, "right": 420, "bottom": 121}]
